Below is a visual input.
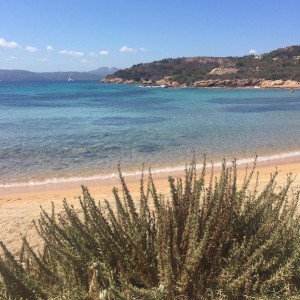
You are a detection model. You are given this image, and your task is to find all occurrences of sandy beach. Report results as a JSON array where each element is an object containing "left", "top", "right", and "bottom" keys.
[{"left": 1, "top": 156, "right": 300, "bottom": 255}]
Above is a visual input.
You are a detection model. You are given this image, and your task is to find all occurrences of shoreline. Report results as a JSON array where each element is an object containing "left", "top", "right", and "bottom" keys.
[
  {"left": 1, "top": 150, "right": 300, "bottom": 193},
  {"left": 0, "top": 156, "right": 300, "bottom": 254},
  {"left": 102, "top": 78, "right": 300, "bottom": 89},
  {"left": 1, "top": 155, "right": 300, "bottom": 255}
]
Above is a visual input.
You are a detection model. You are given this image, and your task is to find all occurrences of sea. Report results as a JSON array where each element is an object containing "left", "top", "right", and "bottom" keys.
[{"left": 0, "top": 81, "right": 299, "bottom": 188}]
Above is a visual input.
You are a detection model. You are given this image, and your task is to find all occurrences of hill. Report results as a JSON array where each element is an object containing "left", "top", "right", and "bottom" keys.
[
  {"left": 103, "top": 46, "right": 300, "bottom": 88},
  {"left": 88, "top": 67, "right": 119, "bottom": 77},
  {"left": 0, "top": 67, "right": 118, "bottom": 82}
]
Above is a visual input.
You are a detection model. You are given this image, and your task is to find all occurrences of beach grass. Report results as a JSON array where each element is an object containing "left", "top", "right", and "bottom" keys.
[{"left": 0, "top": 157, "right": 300, "bottom": 299}]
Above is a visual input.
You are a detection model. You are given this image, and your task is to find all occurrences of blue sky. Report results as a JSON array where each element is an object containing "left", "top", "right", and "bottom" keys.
[{"left": 1, "top": 0, "right": 300, "bottom": 72}]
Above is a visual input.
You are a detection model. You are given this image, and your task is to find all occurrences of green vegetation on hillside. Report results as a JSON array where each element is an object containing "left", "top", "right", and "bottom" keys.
[
  {"left": 107, "top": 45, "right": 300, "bottom": 85},
  {"left": 1, "top": 158, "right": 300, "bottom": 299}
]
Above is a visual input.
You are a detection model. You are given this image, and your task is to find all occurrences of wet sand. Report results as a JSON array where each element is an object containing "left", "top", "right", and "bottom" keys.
[{"left": 1, "top": 157, "right": 300, "bottom": 255}]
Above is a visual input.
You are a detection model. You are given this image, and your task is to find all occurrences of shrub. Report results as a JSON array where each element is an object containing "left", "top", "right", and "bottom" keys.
[{"left": 0, "top": 158, "right": 300, "bottom": 299}]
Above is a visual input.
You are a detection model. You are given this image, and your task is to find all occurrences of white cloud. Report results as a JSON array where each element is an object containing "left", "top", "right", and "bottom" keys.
[
  {"left": 5, "top": 56, "right": 17, "bottom": 60},
  {"left": 46, "top": 45, "right": 53, "bottom": 52},
  {"left": 99, "top": 50, "right": 109, "bottom": 55},
  {"left": 120, "top": 45, "right": 136, "bottom": 53},
  {"left": 249, "top": 49, "right": 258, "bottom": 55},
  {"left": 60, "top": 49, "right": 84, "bottom": 57},
  {"left": 26, "top": 46, "right": 38, "bottom": 52},
  {"left": 37, "top": 58, "right": 48, "bottom": 61},
  {"left": 0, "top": 38, "right": 20, "bottom": 49},
  {"left": 89, "top": 51, "right": 97, "bottom": 57},
  {"left": 140, "top": 47, "right": 147, "bottom": 52}
]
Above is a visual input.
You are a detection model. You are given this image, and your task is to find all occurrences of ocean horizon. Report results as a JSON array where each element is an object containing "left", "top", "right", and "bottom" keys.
[{"left": 1, "top": 81, "right": 300, "bottom": 187}]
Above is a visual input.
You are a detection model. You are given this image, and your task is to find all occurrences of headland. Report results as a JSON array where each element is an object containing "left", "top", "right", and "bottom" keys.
[{"left": 103, "top": 45, "right": 300, "bottom": 88}]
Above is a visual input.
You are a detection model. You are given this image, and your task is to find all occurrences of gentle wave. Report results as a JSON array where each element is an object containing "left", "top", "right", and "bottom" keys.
[{"left": 1, "top": 151, "right": 299, "bottom": 189}]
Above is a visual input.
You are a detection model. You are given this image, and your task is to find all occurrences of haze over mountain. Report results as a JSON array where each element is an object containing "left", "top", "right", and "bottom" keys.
[{"left": 0, "top": 67, "right": 118, "bottom": 81}]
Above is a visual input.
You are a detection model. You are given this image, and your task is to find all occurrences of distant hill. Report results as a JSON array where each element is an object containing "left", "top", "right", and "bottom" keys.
[
  {"left": 88, "top": 67, "right": 119, "bottom": 77},
  {"left": 0, "top": 67, "right": 118, "bottom": 81},
  {"left": 104, "top": 45, "right": 300, "bottom": 88}
]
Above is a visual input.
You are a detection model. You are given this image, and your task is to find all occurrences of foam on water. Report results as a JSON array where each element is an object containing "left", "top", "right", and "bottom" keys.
[{"left": 1, "top": 151, "right": 299, "bottom": 188}]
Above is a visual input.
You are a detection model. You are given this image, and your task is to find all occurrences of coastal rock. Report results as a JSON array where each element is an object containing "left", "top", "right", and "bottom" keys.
[
  {"left": 193, "top": 79, "right": 260, "bottom": 88},
  {"left": 102, "top": 77, "right": 126, "bottom": 83},
  {"left": 260, "top": 79, "right": 300, "bottom": 88},
  {"left": 101, "top": 77, "right": 138, "bottom": 84},
  {"left": 102, "top": 76, "right": 300, "bottom": 89},
  {"left": 155, "top": 78, "right": 181, "bottom": 87},
  {"left": 192, "top": 79, "right": 300, "bottom": 88}
]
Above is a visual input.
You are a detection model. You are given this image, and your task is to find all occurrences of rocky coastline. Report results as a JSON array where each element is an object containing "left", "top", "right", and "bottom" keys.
[{"left": 102, "top": 77, "right": 300, "bottom": 89}]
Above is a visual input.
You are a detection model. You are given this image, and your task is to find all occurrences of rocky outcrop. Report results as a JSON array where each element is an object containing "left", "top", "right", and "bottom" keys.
[
  {"left": 102, "top": 77, "right": 300, "bottom": 89},
  {"left": 102, "top": 77, "right": 136, "bottom": 84},
  {"left": 193, "top": 79, "right": 300, "bottom": 88},
  {"left": 259, "top": 79, "right": 300, "bottom": 88},
  {"left": 208, "top": 68, "right": 238, "bottom": 75},
  {"left": 155, "top": 79, "right": 182, "bottom": 87},
  {"left": 193, "top": 79, "right": 261, "bottom": 88},
  {"left": 102, "top": 77, "right": 184, "bottom": 87}
]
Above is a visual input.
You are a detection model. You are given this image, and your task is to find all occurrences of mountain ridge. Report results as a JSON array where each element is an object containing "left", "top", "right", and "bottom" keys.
[{"left": 0, "top": 67, "right": 118, "bottom": 81}]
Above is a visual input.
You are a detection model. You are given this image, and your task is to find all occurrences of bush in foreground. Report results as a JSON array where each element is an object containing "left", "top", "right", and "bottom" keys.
[{"left": 0, "top": 158, "right": 300, "bottom": 299}]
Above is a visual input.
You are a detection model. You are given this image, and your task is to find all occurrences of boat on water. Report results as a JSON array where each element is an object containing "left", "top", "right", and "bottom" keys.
[{"left": 67, "top": 77, "right": 74, "bottom": 82}]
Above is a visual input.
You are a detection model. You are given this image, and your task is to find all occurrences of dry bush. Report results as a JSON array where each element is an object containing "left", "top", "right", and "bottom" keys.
[{"left": 1, "top": 158, "right": 300, "bottom": 299}]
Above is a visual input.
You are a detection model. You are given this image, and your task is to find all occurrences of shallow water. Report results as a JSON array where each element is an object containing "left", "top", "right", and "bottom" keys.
[{"left": 0, "top": 81, "right": 299, "bottom": 186}]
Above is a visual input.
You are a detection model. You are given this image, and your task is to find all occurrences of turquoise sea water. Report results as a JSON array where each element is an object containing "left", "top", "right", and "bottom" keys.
[{"left": 0, "top": 81, "right": 299, "bottom": 186}]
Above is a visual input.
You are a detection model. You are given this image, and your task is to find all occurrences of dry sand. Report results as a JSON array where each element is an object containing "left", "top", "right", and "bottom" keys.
[{"left": 1, "top": 157, "right": 300, "bottom": 255}]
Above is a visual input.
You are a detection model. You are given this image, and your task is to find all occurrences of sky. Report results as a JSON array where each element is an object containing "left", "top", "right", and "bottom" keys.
[{"left": 1, "top": 0, "right": 300, "bottom": 72}]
